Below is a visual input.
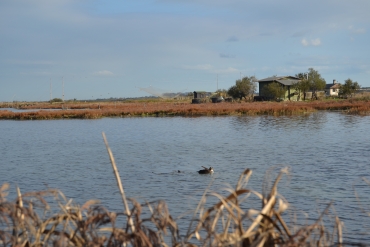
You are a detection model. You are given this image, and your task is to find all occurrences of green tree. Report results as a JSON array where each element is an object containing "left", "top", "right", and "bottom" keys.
[
  {"left": 307, "top": 68, "right": 326, "bottom": 100},
  {"left": 50, "top": 98, "right": 63, "bottom": 103},
  {"left": 215, "top": 89, "right": 228, "bottom": 98},
  {"left": 294, "top": 73, "right": 311, "bottom": 101},
  {"left": 265, "top": 82, "right": 287, "bottom": 101},
  {"left": 339, "top": 78, "right": 360, "bottom": 98},
  {"left": 227, "top": 76, "right": 257, "bottom": 101}
]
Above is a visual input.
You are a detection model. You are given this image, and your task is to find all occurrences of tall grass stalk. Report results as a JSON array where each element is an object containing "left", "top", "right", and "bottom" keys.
[{"left": 102, "top": 132, "right": 135, "bottom": 233}]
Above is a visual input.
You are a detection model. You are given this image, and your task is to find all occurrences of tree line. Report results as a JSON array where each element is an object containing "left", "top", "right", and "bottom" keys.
[{"left": 221, "top": 68, "right": 360, "bottom": 101}]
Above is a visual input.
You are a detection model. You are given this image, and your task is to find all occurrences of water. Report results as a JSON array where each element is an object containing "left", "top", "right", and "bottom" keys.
[
  {"left": 0, "top": 107, "right": 61, "bottom": 112},
  {"left": 1, "top": 112, "right": 370, "bottom": 243}
]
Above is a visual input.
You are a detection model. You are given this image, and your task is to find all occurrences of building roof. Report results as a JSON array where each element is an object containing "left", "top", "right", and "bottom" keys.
[
  {"left": 325, "top": 83, "right": 341, "bottom": 89},
  {"left": 258, "top": 76, "right": 300, "bottom": 86}
]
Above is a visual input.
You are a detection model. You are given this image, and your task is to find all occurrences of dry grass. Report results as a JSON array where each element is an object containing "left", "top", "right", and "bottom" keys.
[
  {"left": 1, "top": 133, "right": 360, "bottom": 246},
  {"left": 1, "top": 99, "right": 370, "bottom": 119}
]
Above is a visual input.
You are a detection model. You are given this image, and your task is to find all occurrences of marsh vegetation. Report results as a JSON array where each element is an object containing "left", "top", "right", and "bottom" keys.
[{"left": 1, "top": 97, "right": 370, "bottom": 120}]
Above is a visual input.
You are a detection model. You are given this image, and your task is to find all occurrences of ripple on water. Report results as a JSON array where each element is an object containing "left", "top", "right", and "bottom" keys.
[{"left": 1, "top": 113, "right": 370, "bottom": 242}]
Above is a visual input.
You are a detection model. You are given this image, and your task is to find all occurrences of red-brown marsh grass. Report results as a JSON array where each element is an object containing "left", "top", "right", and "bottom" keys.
[
  {"left": 0, "top": 133, "right": 357, "bottom": 246},
  {"left": 0, "top": 109, "right": 104, "bottom": 120},
  {"left": 1, "top": 99, "right": 370, "bottom": 119}
]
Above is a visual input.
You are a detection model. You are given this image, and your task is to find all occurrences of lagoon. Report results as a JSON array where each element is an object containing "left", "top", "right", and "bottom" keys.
[{"left": 1, "top": 112, "right": 370, "bottom": 243}]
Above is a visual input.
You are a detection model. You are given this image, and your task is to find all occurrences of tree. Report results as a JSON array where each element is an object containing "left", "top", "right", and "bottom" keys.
[
  {"left": 294, "top": 73, "right": 311, "bottom": 101},
  {"left": 215, "top": 89, "right": 228, "bottom": 98},
  {"left": 227, "top": 76, "right": 257, "bottom": 101},
  {"left": 50, "top": 98, "right": 63, "bottom": 103},
  {"left": 307, "top": 68, "right": 326, "bottom": 100},
  {"left": 264, "top": 82, "right": 287, "bottom": 101},
  {"left": 339, "top": 78, "right": 360, "bottom": 98}
]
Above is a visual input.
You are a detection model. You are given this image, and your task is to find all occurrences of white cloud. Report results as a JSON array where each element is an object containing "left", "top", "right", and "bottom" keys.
[
  {"left": 301, "top": 39, "right": 309, "bottom": 46},
  {"left": 93, "top": 70, "right": 114, "bottom": 76},
  {"left": 349, "top": 26, "right": 366, "bottom": 34},
  {"left": 301, "top": 38, "right": 321, "bottom": 46},
  {"left": 311, "top": 38, "right": 321, "bottom": 46}
]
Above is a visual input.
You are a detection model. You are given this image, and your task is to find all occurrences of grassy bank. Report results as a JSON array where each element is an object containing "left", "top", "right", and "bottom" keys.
[
  {"left": 1, "top": 99, "right": 370, "bottom": 120},
  {"left": 1, "top": 134, "right": 360, "bottom": 246}
]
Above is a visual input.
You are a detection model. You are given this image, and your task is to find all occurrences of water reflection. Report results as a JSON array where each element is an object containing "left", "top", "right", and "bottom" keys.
[
  {"left": 256, "top": 112, "right": 328, "bottom": 131},
  {"left": 341, "top": 113, "right": 369, "bottom": 128},
  {"left": 231, "top": 116, "right": 259, "bottom": 129},
  {"left": 230, "top": 113, "right": 329, "bottom": 134}
]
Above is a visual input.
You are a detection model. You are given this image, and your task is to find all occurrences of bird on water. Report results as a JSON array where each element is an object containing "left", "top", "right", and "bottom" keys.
[{"left": 198, "top": 166, "right": 214, "bottom": 174}]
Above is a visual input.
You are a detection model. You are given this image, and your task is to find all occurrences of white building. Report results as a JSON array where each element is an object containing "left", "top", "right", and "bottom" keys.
[{"left": 325, "top": 80, "right": 341, "bottom": 96}]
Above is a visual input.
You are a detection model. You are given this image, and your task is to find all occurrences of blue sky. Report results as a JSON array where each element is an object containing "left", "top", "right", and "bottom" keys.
[{"left": 1, "top": 0, "right": 369, "bottom": 101}]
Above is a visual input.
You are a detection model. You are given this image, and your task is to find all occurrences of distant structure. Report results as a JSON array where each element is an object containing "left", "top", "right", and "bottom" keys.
[
  {"left": 191, "top": 91, "right": 213, "bottom": 104},
  {"left": 139, "top": 86, "right": 186, "bottom": 99},
  {"left": 357, "top": 87, "right": 370, "bottom": 92},
  {"left": 193, "top": 91, "right": 207, "bottom": 99}
]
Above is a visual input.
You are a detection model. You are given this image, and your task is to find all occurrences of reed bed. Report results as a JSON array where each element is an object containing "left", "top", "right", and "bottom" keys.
[
  {"left": 1, "top": 99, "right": 370, "bottom": 119},
  {"left": 1, "top": 134, "right": 359, "bottom": 246}
]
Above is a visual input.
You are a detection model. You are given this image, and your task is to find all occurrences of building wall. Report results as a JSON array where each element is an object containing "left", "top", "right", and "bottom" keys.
[
  {"left": 193, "top": 92, "right": 207, "bottom": 99},
  {"left": 259, "top": 81, "right": 300, "bottom": 101},
  {"left": 328, "top": 88, "right": 339, "bottom": 96},
  {"left": 258, "top": 82, "right": 272, "bottom": 99}
]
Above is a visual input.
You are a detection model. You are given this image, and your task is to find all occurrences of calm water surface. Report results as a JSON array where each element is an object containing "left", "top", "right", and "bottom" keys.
[{"left": 1, "top": 112, "right": 370, "bottom": 242}]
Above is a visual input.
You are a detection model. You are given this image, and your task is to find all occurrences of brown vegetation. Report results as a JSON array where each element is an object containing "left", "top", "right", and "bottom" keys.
[
  {"left": 0, "top": 134, "right": 351, "bottom": 246},
  {"left": 1, "top": 98, "right": 370, "bottom": 120}
]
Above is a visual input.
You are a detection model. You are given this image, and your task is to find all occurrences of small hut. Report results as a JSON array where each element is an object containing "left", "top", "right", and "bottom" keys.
[
  {"left": 193, "top": 91, "right": 207, "bottom": 99},
  {"left": 192, "top": 91, "right": 208, "bottom": 104}
]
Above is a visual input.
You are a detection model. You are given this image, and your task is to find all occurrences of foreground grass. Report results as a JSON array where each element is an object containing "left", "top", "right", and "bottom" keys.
[
  {"left": 0, "top": 133, "right": 365, "bottom": 246},
  {"left": 1, "top": 98, "right": 370, "bottom": 120}
]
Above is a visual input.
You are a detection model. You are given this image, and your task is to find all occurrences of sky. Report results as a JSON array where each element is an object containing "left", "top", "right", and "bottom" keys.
[{"left": 1, "top": 0, "right": 369, "bottom": 101}]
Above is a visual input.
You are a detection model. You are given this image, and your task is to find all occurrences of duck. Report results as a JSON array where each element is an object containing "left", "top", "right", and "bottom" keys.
[{"left": 198, "top": 166, "right": 214, "bottom": 174}]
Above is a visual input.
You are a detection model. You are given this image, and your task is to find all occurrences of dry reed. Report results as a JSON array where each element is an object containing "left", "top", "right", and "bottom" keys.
[
  {"left": 2, "top": 99, "right": 370, "bottom": 119},
  {"left": 1, "top": 134, "right": 363, "bottom": 246}
]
